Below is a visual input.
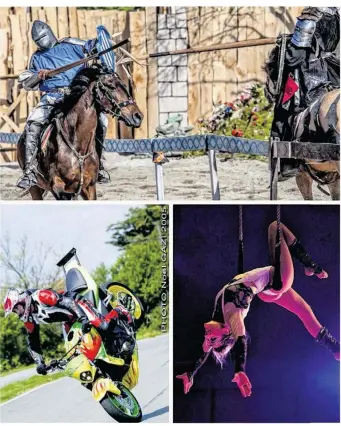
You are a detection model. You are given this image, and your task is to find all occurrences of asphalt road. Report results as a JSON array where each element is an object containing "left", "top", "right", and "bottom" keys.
[{"left": 0, "top": 334, "right": 169, "bottom": 423}]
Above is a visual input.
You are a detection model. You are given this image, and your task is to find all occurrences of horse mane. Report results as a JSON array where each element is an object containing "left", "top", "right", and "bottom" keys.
[
  {"left": 60, "top": 66, "right": 101, "bottom": 115},
  {"left": 316, "top": 13, "right": 340, "bottom": 52}
]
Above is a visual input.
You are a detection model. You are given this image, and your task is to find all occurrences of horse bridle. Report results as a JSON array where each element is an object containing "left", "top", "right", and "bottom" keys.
[{"left": 95, "top": 76, "right": 136, "bottom": 118}]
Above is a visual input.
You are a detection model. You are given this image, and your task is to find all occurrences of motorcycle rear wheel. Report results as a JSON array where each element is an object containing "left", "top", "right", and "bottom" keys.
[{"left": 100, "top": 383, "right": 142, "bottom": 423}]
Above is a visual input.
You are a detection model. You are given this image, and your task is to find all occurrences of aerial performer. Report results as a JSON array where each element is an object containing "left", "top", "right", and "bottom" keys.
[{"left": 176, "top": 219, "right": 339, "bottom": 398}]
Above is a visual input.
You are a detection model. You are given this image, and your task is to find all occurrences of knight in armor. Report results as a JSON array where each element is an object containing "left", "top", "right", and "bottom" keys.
[
  {"left": 266, "top": 7, "right": 340, "bottom": 177},
  {"left": 3, "top": 287, "right": 132, "bottom": 375},
  {"left": 176, "top": 221, "right": 339, "bottom": 397},
  {"left": 286, "top": 7, "right": 340, "bottom": 108},
  {"left": 17, "top": 20, "right": 110, "bottom": 190}
]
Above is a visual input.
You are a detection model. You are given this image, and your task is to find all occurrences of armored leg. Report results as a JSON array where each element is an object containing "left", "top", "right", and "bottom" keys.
[{"left": 16, "top": 122, "right": 43, "bottom": 190}]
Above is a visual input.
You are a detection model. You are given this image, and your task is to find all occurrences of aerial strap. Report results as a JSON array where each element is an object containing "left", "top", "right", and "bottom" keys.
[
  {"left": 273, "top": 205, "right": 283, "bottom": 290},
  {"left": 238, "top": 206, "right": 244, "bottom": 274}
]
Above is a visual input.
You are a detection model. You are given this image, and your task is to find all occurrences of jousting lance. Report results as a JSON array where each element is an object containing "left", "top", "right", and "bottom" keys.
[
  {"left": 45, "top": 38, "right": 130, "bottom": 78},
  {"left": 138, "top": 37, "right": 277, "bottom": 61}
]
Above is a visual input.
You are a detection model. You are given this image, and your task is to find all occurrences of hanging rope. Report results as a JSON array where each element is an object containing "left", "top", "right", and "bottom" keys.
[
  {"left": 273, "top": 205, "right": 283, "bottom": 290},
  {"left": 238, "top": 206, "right": 244, "bottom": 274}
]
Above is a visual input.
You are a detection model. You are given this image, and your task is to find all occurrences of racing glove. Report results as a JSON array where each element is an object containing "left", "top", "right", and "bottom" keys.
[
  {"left": 36, "top": 363, "right": 48, "bottom": 376},
  {"left": 232, "top": 371, "right": 252, "bottom": 397}
]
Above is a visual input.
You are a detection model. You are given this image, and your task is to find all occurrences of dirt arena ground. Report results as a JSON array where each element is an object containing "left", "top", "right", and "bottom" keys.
[{"left": 0, "top": 153, "right": 331, "bottom": 200}]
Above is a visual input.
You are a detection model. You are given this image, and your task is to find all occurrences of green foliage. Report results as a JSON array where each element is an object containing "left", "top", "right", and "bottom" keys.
[
  {"left": 0, "top": 372, "right": 64, "bottom": 404},
  {"left": 107, "top": 205, "right": 162, "bottom": 248},
  {"left": 0, "top": 309, "right": 64, "bottom": 374},
  {"left": 198, "top": 84, "right": 274, "bottom": 141},
  {"left": 93, "top": 205, "right": 169, "bottom": 335}
]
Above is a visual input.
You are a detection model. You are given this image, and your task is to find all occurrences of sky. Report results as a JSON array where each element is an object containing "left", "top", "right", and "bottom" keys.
[{"left": 0, "top": 203, "right": 143, "bottom": 287}]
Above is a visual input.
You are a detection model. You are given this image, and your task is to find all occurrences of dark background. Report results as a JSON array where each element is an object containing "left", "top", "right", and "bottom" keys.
[{"left": 173, "top": 205, "right": 340, "bottom": 423}]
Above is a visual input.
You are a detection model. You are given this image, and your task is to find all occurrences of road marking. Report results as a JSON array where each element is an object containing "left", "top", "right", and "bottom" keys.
[{"left": 0, "top": 377, "right": 65, "bottom": 407}]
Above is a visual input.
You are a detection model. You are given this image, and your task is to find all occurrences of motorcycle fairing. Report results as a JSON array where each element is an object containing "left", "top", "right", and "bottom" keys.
[
  {"left": 64, "top": 353, "right": 96, "bottom": 383},
  {"left": 105, "top": 284, "right": 143, "bottom": 321},
  {"left": 121, "top": 347, "right": 139, "bottom": 390},
  {"left": 92, "top": 377, "right": 121, "bottom": 402}
]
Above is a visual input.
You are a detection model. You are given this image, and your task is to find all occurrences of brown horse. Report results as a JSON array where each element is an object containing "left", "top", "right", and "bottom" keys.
[
  {"left": 17, "top": 66, "right": 143, "bottom": 200},
  {"left": 294, "top": 89, "right": 340, "bottom": 200},
  {"left": 264, "top": 38, "right": 340, "bottom": 200}
]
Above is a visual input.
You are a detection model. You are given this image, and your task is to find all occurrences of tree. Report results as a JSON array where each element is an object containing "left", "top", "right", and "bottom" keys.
[
  {"left": 92, "top": 205, "right": 168, "bottom": 332},
  {"left": 0, "top": 234, "right": 62, "bottom": 293}
]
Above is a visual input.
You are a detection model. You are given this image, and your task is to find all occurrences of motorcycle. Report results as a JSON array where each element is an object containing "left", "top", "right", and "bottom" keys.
[{"left": 46, "top": 248, "right": 145, "bottom": 423}]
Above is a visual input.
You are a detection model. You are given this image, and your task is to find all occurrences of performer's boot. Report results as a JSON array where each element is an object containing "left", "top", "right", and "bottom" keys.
[
  {"left": 316, "top": 327, "right": 340, "bottom": 360},
  {"left": 95, "top": 123, "right": 110, "bottom": 184},
  {"left": 289, "top": 239, "right": 325, "bottom": 277},
  {"left": 16, "top": 122, "right": 41, "bottom": 190}
]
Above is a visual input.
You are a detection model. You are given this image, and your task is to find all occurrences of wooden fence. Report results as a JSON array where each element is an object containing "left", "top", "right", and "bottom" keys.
[{"left": 0, "top": 6, "right": 303, "bottom": 162}]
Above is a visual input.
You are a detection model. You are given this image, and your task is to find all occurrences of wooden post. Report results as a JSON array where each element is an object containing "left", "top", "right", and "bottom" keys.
[
  {"left": 9, "top": 14, "right": 26, "bottom": 131},
  {"left": 57, "top": 7, "right": 69, "bottom": 39},
  {"left": 269, "top": 138, "right": 279, "bottom": 200},
  {"left": 130, "top": 10, "right": 148, "bottom": 139},
  {"left": 145, "top": 7, "right": 158, "bottom": 138},
  {"left": 68, "top": 7, "right": 79, "bottom": 38},
  {"left": 208, "top": 149, "right": 220, "bottom": 200},
  {"left": 45, "top": 7, "right": 58, "bottom": 37},
  {"left": 117, "top": 10, "right": 132, "bottom": 140},
  {"left": 155, "top": 163, "right": 165, "bottom": 200},
  {"left": 187, "top": 7, "right": 201, "bottom": 129},
  {"left": 0, "top": 28, "right": 8, "bottom": 105}
]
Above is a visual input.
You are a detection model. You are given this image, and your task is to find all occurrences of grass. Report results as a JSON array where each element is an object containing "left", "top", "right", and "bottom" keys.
[
  {"left": 0, "top": 364, "right": 35, "bottom": 377},
  {"left": 137, "top": 329, "right": 163, "bottom": 340},
  {"left": 0, "top": 372, "right": 65, "bottom": 404}
]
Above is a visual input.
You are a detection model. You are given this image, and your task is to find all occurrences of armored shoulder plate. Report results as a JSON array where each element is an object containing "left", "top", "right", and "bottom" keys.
[{"left": 60, "top": 37, "right": 86, "bottom": 46}]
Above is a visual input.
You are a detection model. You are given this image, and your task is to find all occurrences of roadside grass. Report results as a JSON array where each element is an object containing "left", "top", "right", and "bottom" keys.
[
  {"left": 0, "top": 364, "right": 35, "bottom": 377},
  {"left": 0, "top": 372, "right": 64, "bottom": 404},
  {"left": 137, "top": 328, "right": 162, "bottom": 340}
]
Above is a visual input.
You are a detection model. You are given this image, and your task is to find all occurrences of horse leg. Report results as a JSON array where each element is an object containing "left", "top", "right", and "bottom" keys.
[
  {"left": 295, "top": 170, "right": 313, "bottom": 200},
  {"left": 327, "top": 180, "right": 340, "bottom": 200},
  {"left": 88, "top": 185, "right": 97, "bottom": 200},
  {"left": 80, "top": 185, "right": 96, "bottom": 200},
  {"left": 29, "top": 185, "right": 44, "bottom": 200}
]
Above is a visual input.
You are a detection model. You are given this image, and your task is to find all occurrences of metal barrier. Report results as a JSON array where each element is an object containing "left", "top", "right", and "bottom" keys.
[{"left": 0, "top": 132, "right": 339, "bottom": 200}]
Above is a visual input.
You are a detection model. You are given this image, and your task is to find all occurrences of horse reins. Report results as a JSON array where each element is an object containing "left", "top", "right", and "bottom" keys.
[
  {"left": 95, "top": 78, "right": 136, "bottom": 118},
  {"left": 56, "top": 120, "right": 95, "bottom": 199}
]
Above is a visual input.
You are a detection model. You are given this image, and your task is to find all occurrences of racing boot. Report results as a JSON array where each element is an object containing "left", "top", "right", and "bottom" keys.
[
  {"left": 316, "top": 327, "right": 340, "bottom": 360},
  {"left": 95, "top": 121, "right": 110, "bottom": 184},
  {"left": 16, "top": 122, "right": 41, "bottom": 190},
  {"left": 289, "top": 239, "right": 327, "bottom": 278}
]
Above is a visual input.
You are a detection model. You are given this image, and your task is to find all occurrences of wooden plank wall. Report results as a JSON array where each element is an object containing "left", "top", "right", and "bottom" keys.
[
  {"left": 187, "top": 6, "right": 304, "bottom": 125},
  {"left": 0, "top": 6, "right": 305, "bottom": 144}
]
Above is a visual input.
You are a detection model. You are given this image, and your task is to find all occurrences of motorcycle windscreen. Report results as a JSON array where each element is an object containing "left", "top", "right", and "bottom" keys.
[
  {"left": 106, "top": 284, "right": 143, "bottom": 321},
  {"left": 96, "top": 25, "right": 116, "bottom": 72}
]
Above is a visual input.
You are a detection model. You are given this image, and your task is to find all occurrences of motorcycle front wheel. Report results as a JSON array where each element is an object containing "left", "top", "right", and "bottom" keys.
[{"left": 100, "top": 382, "right": 142, "bottom": 423}]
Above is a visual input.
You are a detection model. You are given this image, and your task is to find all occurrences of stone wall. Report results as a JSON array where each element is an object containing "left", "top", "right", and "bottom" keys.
[{"left": 157, "top": 7, "right": 189, "bottom": 127}]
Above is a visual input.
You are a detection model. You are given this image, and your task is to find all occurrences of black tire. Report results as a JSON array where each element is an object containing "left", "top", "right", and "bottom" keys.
[{"left": 100, "top": 383, "right": 142, "bottom": 423}]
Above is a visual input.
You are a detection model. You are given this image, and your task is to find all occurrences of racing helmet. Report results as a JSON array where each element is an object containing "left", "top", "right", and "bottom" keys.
[
  {"left": 3, "top": 288, "right": 32, "bottom": 322},
  {"left": 31, "top": 20, "right": 58, "bottom": 50}
]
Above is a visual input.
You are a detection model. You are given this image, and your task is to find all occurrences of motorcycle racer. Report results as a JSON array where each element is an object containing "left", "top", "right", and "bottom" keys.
[{"left": 3, "top": 287, "right": 131, "bottom": 375}]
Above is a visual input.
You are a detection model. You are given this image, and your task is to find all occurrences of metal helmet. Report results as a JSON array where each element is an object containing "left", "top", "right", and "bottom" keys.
[
  {"left": 31, "top": 20, "right": 58, "bottom": 50},
  {"left": 3, "top": 288, "right": 32, "bottom": 322}
]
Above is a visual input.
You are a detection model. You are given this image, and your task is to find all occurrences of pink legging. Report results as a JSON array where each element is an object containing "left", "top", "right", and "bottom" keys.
[{"left": 258, "top": 221, "right": 322, "bottom": 339}]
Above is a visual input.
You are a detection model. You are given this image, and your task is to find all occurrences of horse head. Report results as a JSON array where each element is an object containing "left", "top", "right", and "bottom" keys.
[{"left": 95, "top": 71, "right": 143, "bottom": 128}]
